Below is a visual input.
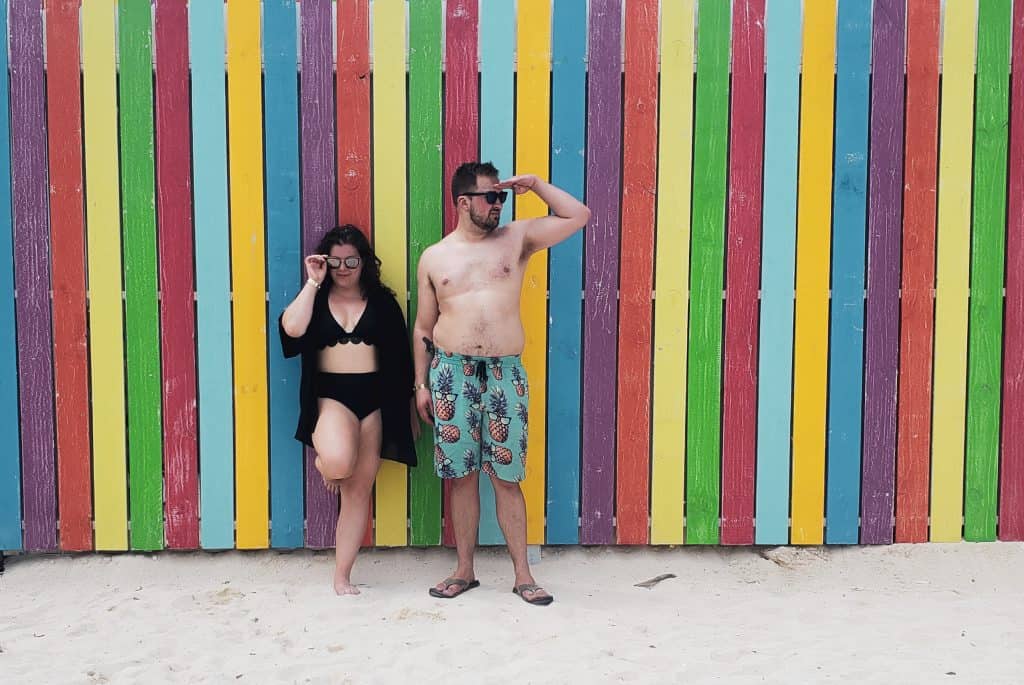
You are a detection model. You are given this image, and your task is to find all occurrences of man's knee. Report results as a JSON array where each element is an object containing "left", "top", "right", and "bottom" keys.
[
  {"left": 488, "top": 474, "right": 522, "bottom": 494},
  {"left": 449, "top": 470, "right": 480, "bottom": 491}
]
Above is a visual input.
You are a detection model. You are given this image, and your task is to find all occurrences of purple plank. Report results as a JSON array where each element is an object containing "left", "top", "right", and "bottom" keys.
[
  {"left": 11, "top": 0, "right": 56, "bottom": 551},
  {"left": 861, "top": 0, "right": 906, "bottom": 544},
  {"left": 300, "top": 0, "right": 337, "bottom": 548},
  {"left": 581, "top": 0, "right": 622, "bottom": 544}
]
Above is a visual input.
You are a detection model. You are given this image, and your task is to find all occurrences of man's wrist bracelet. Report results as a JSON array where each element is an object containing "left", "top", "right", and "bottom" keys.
[{"left": 413, "top": 382, "right": 428, "bottom": 392}]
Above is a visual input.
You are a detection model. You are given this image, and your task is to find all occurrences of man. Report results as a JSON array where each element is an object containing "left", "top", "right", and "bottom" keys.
[{"left": 413, "top": 161, "right": 590, "bottom": 606}]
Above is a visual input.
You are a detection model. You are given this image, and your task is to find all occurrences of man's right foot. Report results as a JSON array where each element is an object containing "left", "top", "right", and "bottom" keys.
[{"left": 429, "top": 575, "right": 480, "bottom": 598}]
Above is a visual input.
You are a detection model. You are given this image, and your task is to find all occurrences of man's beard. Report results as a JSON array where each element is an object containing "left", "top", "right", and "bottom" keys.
[{"left": 470, "top": 207, "right": 500, "bottom": 232}]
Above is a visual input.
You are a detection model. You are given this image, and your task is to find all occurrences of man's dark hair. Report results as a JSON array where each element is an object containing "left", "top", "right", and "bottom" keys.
[{"left": 451, "top": 161, "right": 500, "bottom": 205}]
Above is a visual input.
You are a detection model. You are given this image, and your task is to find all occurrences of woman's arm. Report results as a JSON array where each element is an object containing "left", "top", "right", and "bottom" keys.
[{"left": 281, "top": 254, "right": 328, "bottom": 338}]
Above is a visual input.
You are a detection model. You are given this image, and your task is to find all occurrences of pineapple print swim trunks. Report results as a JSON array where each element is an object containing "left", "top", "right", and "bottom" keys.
[{"left": 428, "top": 349, "right": 529, "bottom": 482}]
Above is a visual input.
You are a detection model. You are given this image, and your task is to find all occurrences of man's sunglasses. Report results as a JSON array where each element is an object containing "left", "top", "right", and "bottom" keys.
[
  {"left": 460, "top": 190, "right": 508, "bottom": 205},
  {"left": 325, "top": 256, "right": 361, "bottom": 269}
]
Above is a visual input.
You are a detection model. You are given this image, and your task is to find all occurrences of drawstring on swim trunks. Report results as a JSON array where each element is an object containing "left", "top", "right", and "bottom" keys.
[{"left": 475, "top": 360, "right": 487, "bottom": 383}]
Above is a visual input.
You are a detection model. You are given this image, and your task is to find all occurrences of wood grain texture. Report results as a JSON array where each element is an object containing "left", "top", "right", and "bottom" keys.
[
  {"left": 407, "top": 0, "right": 444, "bottom": 547},
  {"left": 45, "top": 0, "right": 91, "bottom": 552},
  {"left": 790, "top": 0, "right": 837, "bottom": 545},
  {"left": 686, "top": 0, "right": 729, "bottom": 545},
  {"left": 440, "top": 0, "right": 479, "bottom": 547},
  {"left": 755, "top": 0, "right": 801, "bottom": 546},
  {"left": 227, "top": 0, "right": 269, "bottom": 549},
  {"left": 720, "top": 0, "right": 765, "bottom": 546},
  {"left": 896, "top": 0, "right": 940, "bottom": 544},
  {"left": 155, "top": 0, "right": 199, "bottom": 549},
  {"left": 264, "top": 0, "right": 304, "bottom": 550},
  {"left": 582, "top": 0, "right": 621, "bottom": 545},
  {"left": 337, "top": 0, "right": 372, "bottom": 233},
  {"left": 300, "top": 0, "right": 338, "bottom": 549},
  {"left": 546, "top": 0, "right": 587, "bottom": 545},
  {"left": 478, "top": 0, "right": 516, "bottom": 546},
  {"left": 190, "top": 0, "right": 235, "bottom": 549},
  {"left": 931, "top": 0, "right": 977, "bottom": 542},
  {"left": 964, "top": 0, "right": 1011, "bottom": 542},
  {"left": 615, "top": 0, "right": 658, "bottom": 545},
  {"left": 824, "top": 0, "right": 870, "bottom": 545},
  {"left": 120, "top": 0, "right": 163, "bottom": 551},
  {"left": 650, "top": 0, "right": 694, "bottom": 545},
  {"left": 1000, "top": 0, "right": 1024, "bottom": 542},
  {"left": 83, "top": 0, "right": 128, "bottom": 550},
  {"left": 10, "top": 0, "right": 55, "bottom": 551},
  {"left": 861, "top": 0, "right": 906, "bottom": 545},
  {"left": 371, "top": 0, "right": 410, "bottom": 546},
  {"left": 516, "top": 0, "right": 551, "bottom": 545}
]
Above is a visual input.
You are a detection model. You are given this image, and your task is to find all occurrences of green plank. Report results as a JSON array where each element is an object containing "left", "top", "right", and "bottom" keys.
[
  {"left": 407, "top": 0, "right": 443, "bottom": 546},
  {"left": 685, "top": 0, "right": 730, "bottom": 544},
  {"left": 965, "top": 0, "right": 1011, "bottom": 541},
  {"left": 119, "top": 0, "right": 163, "bottom": 550}
]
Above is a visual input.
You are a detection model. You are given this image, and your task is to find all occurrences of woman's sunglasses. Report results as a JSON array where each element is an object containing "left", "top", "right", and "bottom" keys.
[
  {"left": 325, "top": 256, "right": 361, "bottom": 269},
  {"left": 460, "top": 190, "right": 508, "bottom": 205}
]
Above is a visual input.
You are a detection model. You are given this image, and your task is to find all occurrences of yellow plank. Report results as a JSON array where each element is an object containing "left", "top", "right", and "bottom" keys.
[
  {"left": 373, "top": 0, "right": 409, "bottom": 546},
  {"left": 227, "top": 1, "right": 268, "bottom": 549},
  {"left": 790, "top": 0, "right": 836, "bottom": 545},
  {"left": 931, "top": 0, "right": 977, "bottom": 542},
  {"left": 650, "top": 0, "right": 695, "bottom": 545},
  {"left": 83, "top": 0, "right": 127, "bottom": 551},
  {"left": 515, "top": 0, "right": 551, "bottom": 545}
]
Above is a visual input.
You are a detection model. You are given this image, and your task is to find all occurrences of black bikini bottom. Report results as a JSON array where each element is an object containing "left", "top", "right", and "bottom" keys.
[{"left": 315, "top": 372, "right": 382, "bottom": 420}]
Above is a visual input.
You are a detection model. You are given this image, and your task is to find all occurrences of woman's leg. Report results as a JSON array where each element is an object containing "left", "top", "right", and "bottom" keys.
[
  {"left": 312, "top": 398, "right": 360, "bottom": 493},
  {"left": 333, "top": 409, "right": 382, "bottom": 595}
]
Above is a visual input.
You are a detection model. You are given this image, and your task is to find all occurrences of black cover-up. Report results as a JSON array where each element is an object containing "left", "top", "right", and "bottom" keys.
[{"left": 278, "top": 285, "right": 417, "bottom": 466}]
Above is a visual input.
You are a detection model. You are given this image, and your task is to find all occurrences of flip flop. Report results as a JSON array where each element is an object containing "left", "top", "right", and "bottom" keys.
[
  {"left": 513, "top": 583, "right": 554, "bottom": 606},
  {"left": 428, "top": 577, "right": 480, "bottom": 599}
]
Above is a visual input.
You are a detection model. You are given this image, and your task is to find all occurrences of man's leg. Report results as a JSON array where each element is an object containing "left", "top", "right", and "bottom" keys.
[
  {"left": 491, "top": 475, "right": 551, "bottom": 602},
  {"left": 434, "top": 471, "right": 481, "bottom": 596}
]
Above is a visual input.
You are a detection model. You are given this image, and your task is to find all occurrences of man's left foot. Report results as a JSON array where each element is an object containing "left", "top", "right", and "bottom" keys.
[{"left": 512, "top": 583, "right": 553, "bottom": 606}]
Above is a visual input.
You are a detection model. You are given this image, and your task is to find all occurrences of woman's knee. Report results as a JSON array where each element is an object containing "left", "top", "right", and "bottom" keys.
[{"left": 316, "top": 448, "right": 357, "bottom": 480}]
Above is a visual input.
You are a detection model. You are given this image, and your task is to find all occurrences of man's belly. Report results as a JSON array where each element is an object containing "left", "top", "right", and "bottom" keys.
[{"left": 433, "top": 296, "right": 525, "bottom": 357}]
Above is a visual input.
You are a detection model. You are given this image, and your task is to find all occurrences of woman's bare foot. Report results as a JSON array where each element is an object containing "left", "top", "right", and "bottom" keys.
[
  {"left": 334, "top": 571, "right": 360, "bottom": 596},
  {"left": 323, "top": 476, "right": 342, "bottom": 494}
]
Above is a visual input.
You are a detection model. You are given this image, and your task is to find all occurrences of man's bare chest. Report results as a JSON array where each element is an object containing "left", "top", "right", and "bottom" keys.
[{"left": 432, "top": 251, "right": 524, "bottom": 298}]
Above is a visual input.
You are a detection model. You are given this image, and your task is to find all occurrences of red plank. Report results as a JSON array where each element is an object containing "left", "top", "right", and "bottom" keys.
[
  {"left": 614, "top": 0, "right": 658, "bottom": 544},
  {"left": 721, "top": 0, "right": 765, "bottom": 545},
  {"left": 336, "top": 0, "right": 374, "bottom": 548},
  {"left": 1000, "top": 0, "right": 1024, "bottom": 541},
  {"left": 895, "top": 0, "right": 940, "bottom": 543},
  {"left": 46, "top": 0, "right": 91, "bottom": 552},
  {"left": 441, "top": 0, "right": 479, "bottom": 547},
  {"left": 155, "top": 0, "right": 199, "bottom": 549},
  {"left": 337, "top": 0, "right": 372, "bottom": 236}
]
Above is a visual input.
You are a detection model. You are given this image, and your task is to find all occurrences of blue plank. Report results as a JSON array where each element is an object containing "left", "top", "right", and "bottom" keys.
[
  {"left": 825, "top": 0, "right": 871, "bottom": 544},
  {"left": 264, "top": 0, "right": 303, "bottom": 549},
  {"left": 546, "top": 0, "right": 587, "bottom": 545},
  {"left": 0, "top": 0, "right": 22, "bottom": 551},
  {"left": 476, "top": 0, "right": 516, "bottom": 546},
  {"left": 754, "top": 0, "right": 802, "bottom": 545},
  {"left": 190, "top": 3, "right": 235, "bottom": 549}
]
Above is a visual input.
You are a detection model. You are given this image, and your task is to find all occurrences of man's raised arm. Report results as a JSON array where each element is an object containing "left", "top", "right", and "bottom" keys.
[{"left": 496, "top": 174, "right": 591, "bottom": 255}]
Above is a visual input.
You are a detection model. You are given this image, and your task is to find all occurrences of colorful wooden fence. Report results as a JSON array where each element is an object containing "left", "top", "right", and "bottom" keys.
[{"left": 1, "top": 0, "right": 1022, "bottom": 553}]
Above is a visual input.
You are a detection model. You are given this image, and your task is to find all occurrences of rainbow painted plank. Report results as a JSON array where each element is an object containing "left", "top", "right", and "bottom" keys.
[{"left": 0, "top": 2, "right": 1017, "bottom": 553}]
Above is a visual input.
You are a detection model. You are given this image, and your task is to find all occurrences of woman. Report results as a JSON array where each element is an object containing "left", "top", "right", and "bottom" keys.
[{"left": 279, "top": 225, "right": 417, "bottom": 595}]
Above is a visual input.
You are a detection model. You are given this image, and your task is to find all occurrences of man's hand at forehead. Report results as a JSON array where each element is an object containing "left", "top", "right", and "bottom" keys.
[{"left": 494, "top": 174, "right": 538, "bottom": 195}]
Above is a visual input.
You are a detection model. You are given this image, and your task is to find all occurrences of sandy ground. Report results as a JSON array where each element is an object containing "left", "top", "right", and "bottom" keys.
[{"left": 2, "top": 543, "right": 1022, "bottom": 684}]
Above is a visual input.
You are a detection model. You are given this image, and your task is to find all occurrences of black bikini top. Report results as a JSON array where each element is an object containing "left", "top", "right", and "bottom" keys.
[{"left": 309, "top": 293, "right": 380, "bottom": 349}]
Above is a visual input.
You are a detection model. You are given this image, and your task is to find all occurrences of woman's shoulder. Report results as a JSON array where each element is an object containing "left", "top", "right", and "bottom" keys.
[{"left": 369, "top": 285, "right": 401, "bottom": 311}]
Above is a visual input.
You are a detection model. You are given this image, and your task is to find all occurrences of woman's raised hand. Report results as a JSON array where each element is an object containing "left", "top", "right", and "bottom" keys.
[{"left": 305, "top": 254, "right": 327, "bottom": 285}]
